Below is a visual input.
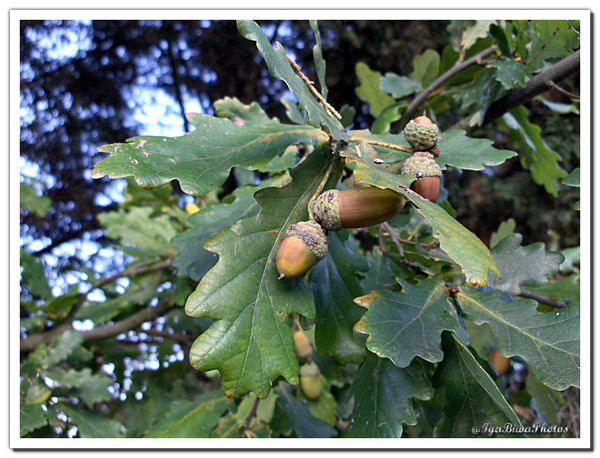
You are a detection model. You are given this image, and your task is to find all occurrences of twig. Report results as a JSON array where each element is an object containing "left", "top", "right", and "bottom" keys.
[
  {"left": 377, "top": 225, "right": 387, "bottom": 255},
  {"left": 399, "top": 45, "right": 498, "bottom": 127},
  {"left": 381, "top": 222, "right": 404, "bottom": 257},
  {"left": 349, "top": 137, "right": 413, "bottom": 154},
  {"left": 546, "top": 80, "right": 580, "bottom": 101},
  {"left": 241, "top": 396, "right": 261, "bottom": 438},
  {"left": 286, "top": 54, "right": 342, "bottom": 120},
  {"left": 519, "top": 289, "right": 568, "bottom": 309}
]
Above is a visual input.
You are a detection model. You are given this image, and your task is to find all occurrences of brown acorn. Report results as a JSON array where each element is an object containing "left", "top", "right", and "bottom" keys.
[
  {"left": 310, "top": 187, "right": 405, "bottom": 232},
  {"left": 401, "top": 151, "right": 442, "bottom": 203},
  {"left": 489, "top": 348, "right": 511, "bottom": 376},
  {"left": 293, "top": 330, "right": 312, "bottom": 360},
  {"left": 276, "top": 220, "right": 328, "bottom": 279},
  {"left": 299, "top": 361, "right": 322, "bottom": 400},
  {"left": 404, "top": 114, "right": 439, "bottom": 151}
]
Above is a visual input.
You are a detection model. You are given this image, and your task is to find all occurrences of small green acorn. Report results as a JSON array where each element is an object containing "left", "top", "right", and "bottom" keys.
[
  {"left": 310, "top": 187, "right": 405, "bottom": 232},
  {"left": 276, "top": 220, "right": 328, "bottom": 279},
  {"left": 299, "top": 361, "right": 322, "bottom": 400},
  {"left": 404, "top": 114, "right": 439, "bottom": 151},
  {"left": 401, "top": 151, "right": 442, "bottom": 203},
  {"left": 293, "top": 330, "right": 312, "bottom": 360}
]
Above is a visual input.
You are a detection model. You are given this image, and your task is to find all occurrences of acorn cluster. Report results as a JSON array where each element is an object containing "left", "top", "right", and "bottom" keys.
[
  {"left": 275, "top": 114, "right": 442, "bottom": 281},
  {"left": 401, "top": 113, "right": 442, "bottom": 203}
]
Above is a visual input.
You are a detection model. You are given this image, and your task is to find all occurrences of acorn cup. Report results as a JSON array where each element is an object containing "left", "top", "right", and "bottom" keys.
[
  {"left": 299, "top": 361, "right": 322, "bottom": 401},
  {"left": 276, "top": 220, "right": 328, "bottom": 279},
  {"left": 401, "top": 151, "right": 442, "bottom": 203},
  {"left": 404, "top": 114, "right": 439, "bottom": 151},
  {"left": 310, "top": 187, "right": 406, "bottom": 232}
]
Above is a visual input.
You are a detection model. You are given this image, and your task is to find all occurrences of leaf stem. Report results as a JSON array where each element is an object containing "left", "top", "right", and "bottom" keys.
[
  {"left": 349, "top": 137, "right": 413, "bottom": 153},
  {"left": 286, "top": 54, "right": 342, "bottom": 120},
  {"left": 308, "top": 155, "right": 340, "bottom": 219}
]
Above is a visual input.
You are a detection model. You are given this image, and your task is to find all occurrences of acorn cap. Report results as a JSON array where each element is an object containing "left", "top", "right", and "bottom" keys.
[
  {"left": 285, "top": 220, "right": 328, "bottom": 261},
  {"left": 309, "top": 190, "right": 342, "bottom": 231},
  {"left": 401, "top": 151, "right": 442, "bottom": 178},
  {"left": 404, "top": 117, "right": 439, "bottom": 150},
  {"left": 299, "top": 361, "right": 320, "bottom": 378}
]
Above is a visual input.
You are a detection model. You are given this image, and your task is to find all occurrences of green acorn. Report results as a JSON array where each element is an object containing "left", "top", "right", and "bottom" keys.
[
  {"left": 401, "top": 151, "right": 442, "bottom": 203},
  {"left": 404, "top": 114, "right": 439, "bottom": 151},
  {"left": 299, "top": 361, "right": 322, "bottom": 400},
  {"left": 310, "top": 187, "right": 405, "bottom": 232},
  {"left": 276, "top": 220, "right": 328, "bottom": 279}
]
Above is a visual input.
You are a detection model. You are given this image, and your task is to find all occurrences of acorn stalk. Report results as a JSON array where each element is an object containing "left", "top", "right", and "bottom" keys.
[
  {"left": 276, "top": 220, "right": 328, "bottom": 279},
  {"left": 310, "top": 187, "right": 405, "bottom": 232}
]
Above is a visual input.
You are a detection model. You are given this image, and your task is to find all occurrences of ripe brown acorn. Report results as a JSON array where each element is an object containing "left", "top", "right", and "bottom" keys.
[
  {"left": 276, "top": 220, "right": 328, "bottom": 279},
  {"left": 401, "top": 151, "right": 442, "bottom": 203},
  {"left": 310, "top": 187, "right": 405, "bottom": 231},
  {"left": 299, "top": 361, "right": 322, "bottom": 400},
  {"left": 489, "top": 348, "right": 511, "bottom": 376}
]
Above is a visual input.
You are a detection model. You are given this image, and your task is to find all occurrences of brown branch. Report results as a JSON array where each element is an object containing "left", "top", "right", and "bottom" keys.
[
  {"left": 21, "top": 299, "right": 175, "bottom": 352},
  {"left": 399, "top": 45, "right": 498, "bottom": 127},
  {"left": 519, "top": 289, "right": 568, "bottom": 309},
  {"left": 482, "top": 50, "right": 580, "bottom": 126},
  {"left": 20, "top": 258, "right": 174, "bottom": 353},
  {"left": 547, "top": 80, "right": 580, "bottom": 101},
  {"left": 241, "top": 396, "right": 261, "bottom": 438}
]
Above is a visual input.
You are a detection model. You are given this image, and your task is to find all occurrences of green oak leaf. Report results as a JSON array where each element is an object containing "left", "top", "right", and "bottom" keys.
[
  {"left": 490, "top": 218, "right": 516, "bottom": 248},
  {"left": 275, "top": 385, "right": 337, "bottom": 438},
  {"left": 380, "top": 72, "right": 422, "bottom": 99},
  {"left": 436, "top": 130, "right": 518, "bottom": 171},
  {"left": 237, "top": 20, "right": 346, "bottom": 140},
  {"left": 98, "top": 206, "right": 178, "bottom": 258},
  {"left": 20, "top": 404, "right": 48, "bottom": 436},
  {"left": 20, "top": 249, "right": 53, "bottom": 300},
  {"left": 525, "top": 371, "right": 565, "bottom": 425},
  {"left": 526, "top": 275, "right": 580, "bottom": 304},
  {"left": 20, "top": 181, "right": 52, "bottom": 217},
  {"left": 308, "top": 232, "right": 369, "bottom": 364},
  {"left": 354, "top": 278, "right": 460, "bottom": 368},
  {"left": 347, "top": 354, "right": 433, "bottom": 438},
  {"left": 213, "top": 96, "right": 279, "bottom": 126},
  {"left": 410, "top": 49, "right": 440, "bottom": 87},
  {"left": 310, "top": 20, "right": 328, "bottom": 99},
  {"left": 528, "top": 20, "right": 579, "bottom": 69},
  {"left": 145, "top": 391, "right": 233, "bottom": 438},
  {"left": 43, "top": 367, "right": 112, "bottom": 406},
  {"left": 94, "top": 112, "right": 327, "bottom": 196},
  {"left": 433, "top": 333, "right": 522, "bottom": 438},
  {"left": 501, "top": 106, "right": 567, "bottom": 196},
  {"left": 456, "top": 289, "right": 579, "bottom": 390},
  {"left": 488, "top": 233, "right": 563, "bottom": 295},
  {"left": 355, "top": 62, "right": 395, "bottom": 118},
  {"left": 172, "top": 186, "right": 264, "bottom": 282},
  {"left": 490, "top": 60, "right": 531, "bottom": 89},
  {"left": 360, "top": 249, "right": 397, "bottom": 293},
  {"left": 57, "top": 403, "right": 123, "bottom": 438},
  {"left": 185, "top": 148, "right": 340, "bottom": 398},
  {"left": 564, "top": 168, "right": 580, "bottom": 210}
]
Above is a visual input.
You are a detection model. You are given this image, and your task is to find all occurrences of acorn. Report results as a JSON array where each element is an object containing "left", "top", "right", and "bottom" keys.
[
  {"left": 293, "top": 330, "right": 312, "bottom": 360},
  {"left": 404, "top": 114, "right": 439, "bottom": 151},
  {"left": 299, "top": 361, "right": 322, "bottom": 400},
  {"left": 401, "top": 151, "right": 442, "bottom": 203},
  {"left": 276, "top": 220, "right": 328, "bottom": 279},
  {"left": 310, "top": 187, "right": 405, "bottom": 232},
  {"left": 489, "top": 348, "right": 511, "bottom": 376}
]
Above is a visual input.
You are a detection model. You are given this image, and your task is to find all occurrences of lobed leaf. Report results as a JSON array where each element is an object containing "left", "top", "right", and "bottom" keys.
[
  {"left": 237, "top": 20, "right": 346, "bottom": 140},
  {"left": 433, "top": 333, "right": 522, "bottom": 437},
  {"left": 347, "top": 354, "right": 433, "bottom": 438},
  {"left": 355, "top": 62, "right": 395, "bottom": 118},
  {"left": 308, "top": 232, "right": 369, "bottom": 364},
  {"left": 185, "top": 148, "right": 339, "bottom": 398},
  {"left": 94, "top": 113, "right": 327, "bottom": 196},
  {"left": 456, "top": 288, "right": 580, "bottom": 390},
  {"left": 275, "top": 385, "right": 337, "bottom": 438},
  {"left": 354, "top": 278, "right": 460, "bottom": 368},
  {"left": 487, "top": 233, "right": 564, "bottom": 295}
]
